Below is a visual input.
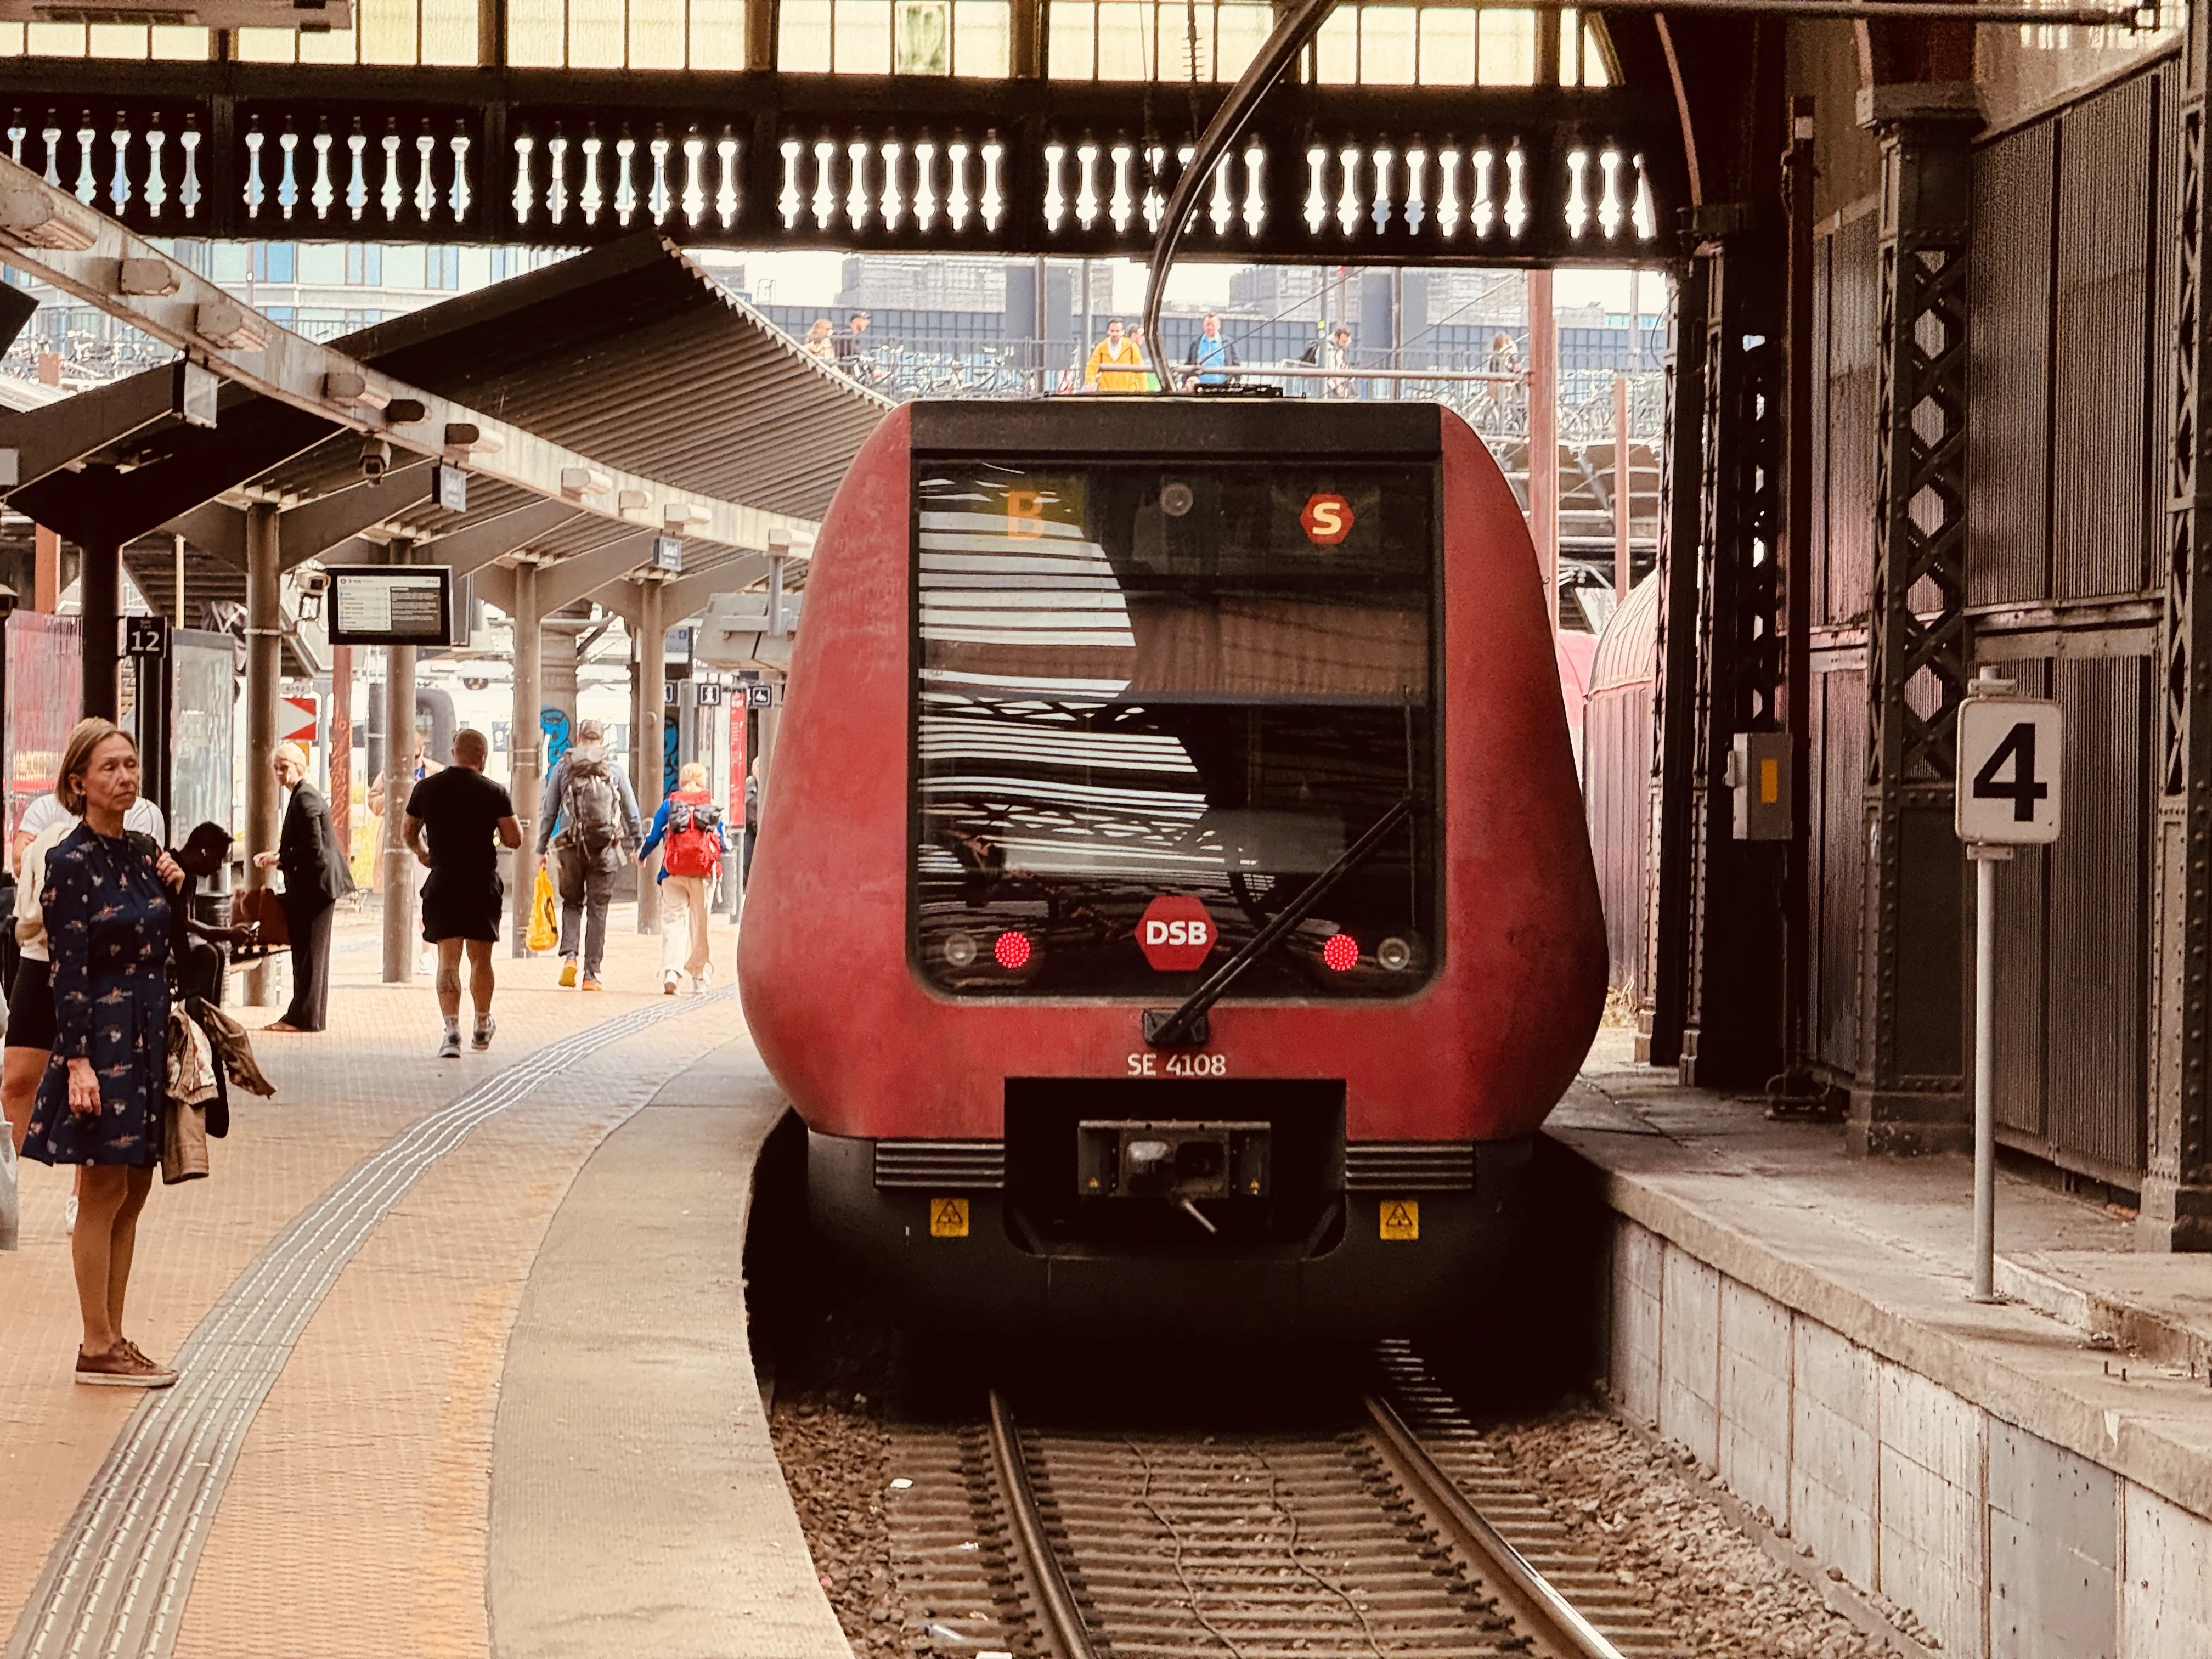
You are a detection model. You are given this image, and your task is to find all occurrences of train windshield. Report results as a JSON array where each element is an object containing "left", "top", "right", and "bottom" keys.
[{"left": 912, "top": 458, "right": 1438, "bottom": 998}]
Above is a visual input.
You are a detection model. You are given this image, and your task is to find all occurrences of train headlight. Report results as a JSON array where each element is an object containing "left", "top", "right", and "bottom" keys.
[
  {"left": 1160, "top": 481, "right": 1194, "bottom": 517},
  {"left": 942, "top": 932, "right": 978, "bottom": 968},
  {"left": 1376, "top": 936, "right": 1414, "bottom": 972}
]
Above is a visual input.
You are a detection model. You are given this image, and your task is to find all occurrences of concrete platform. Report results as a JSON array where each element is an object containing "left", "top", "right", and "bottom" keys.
[
  {"left": 1556, "top": 1026, "right": 2212, "bottom": 1659},
  {"left": 0, "top": 906, "right": 844, "bottom": 1659}
]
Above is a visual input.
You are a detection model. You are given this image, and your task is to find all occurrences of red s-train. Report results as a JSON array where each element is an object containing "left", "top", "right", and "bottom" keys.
[{"left": 739, "top": 397, "right": 1604, "bottom": 1339}]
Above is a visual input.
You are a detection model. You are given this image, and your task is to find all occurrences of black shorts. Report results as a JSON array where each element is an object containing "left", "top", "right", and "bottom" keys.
[
  {"left": 5, "top": 956, "right": 56, "bottom": 1051},
  {"left": 420, "top": 871, "right": 504, "bottom": 944}
]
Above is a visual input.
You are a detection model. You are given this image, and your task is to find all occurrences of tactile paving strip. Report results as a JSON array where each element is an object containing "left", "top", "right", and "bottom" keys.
[{"left": 1, "top": 989, "right": 736, "bottom": 1659}]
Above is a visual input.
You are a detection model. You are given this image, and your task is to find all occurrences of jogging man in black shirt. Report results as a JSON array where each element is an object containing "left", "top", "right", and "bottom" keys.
[{"left": 403, "top": 730, "right": 521, "bottom": 1058}]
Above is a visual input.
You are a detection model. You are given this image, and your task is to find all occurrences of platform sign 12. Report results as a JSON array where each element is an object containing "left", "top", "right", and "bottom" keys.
[{"left": 1955, "top": 697, "right": 2063, "bottom": 846}]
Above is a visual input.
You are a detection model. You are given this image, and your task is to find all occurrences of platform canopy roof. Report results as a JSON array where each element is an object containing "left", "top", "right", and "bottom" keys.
[{"left": 0, "top": 164, "right": 890, "bottom": 625}]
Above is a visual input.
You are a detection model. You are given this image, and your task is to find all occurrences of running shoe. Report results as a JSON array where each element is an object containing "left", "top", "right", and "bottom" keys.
[
  {"left": 75, "top": 1342, "right": 178, "bottom": 1389},
  {"left": 558, "top": 958, "right": 579, "bottom": 989},
  {"left": 663, "top": 971, "right": 681, "bottom": 996},
  {"left": 437, "top": 1030, "right": 462, "bottom": 1058},
  {"left": 472, "top": 1017, "right": 496, "bottom": 1052},
  {"left": 580, "top": 977, "right": 602, "bottom": 992},
  {"left": 695, "top": 964, "right": 714, "bottom": 994}
]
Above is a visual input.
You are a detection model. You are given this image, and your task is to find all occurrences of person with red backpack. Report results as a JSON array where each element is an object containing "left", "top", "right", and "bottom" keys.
[{"left": 637, "top": 762, "right": 727, "bottom": 995}]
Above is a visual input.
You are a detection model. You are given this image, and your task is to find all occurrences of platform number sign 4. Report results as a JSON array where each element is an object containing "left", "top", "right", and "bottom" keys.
[{"left": 1955, "top": 698, "right": 2063, "bottom": 846}]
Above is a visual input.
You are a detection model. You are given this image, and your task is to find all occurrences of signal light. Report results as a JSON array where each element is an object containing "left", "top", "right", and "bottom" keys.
[
  {"left": 943, "top": 932, "right": 978, "bottom": 968},
  {"left": 1322, "top": 933, "right": 1359, "bottom": 972},
  {"left": 1377, "top": 936, "right": 1414, "bottom": 972},
  {"left": 994, "top": 930, "right": 1033, "bottom": 970}
]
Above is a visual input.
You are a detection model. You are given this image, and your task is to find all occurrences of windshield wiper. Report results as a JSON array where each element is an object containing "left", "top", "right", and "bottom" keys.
[{"left": 1144, "top": 794, "right": 1416, "bottom": 1049}]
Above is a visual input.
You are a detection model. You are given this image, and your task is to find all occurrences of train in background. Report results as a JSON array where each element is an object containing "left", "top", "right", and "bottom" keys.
[{"left": 739, "top": 397, "right": 1605, "bottom": 1339}]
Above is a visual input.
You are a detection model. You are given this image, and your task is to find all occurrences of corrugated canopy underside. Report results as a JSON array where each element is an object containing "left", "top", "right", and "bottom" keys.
[{"left": 330, "top": 235, "right": 891, "bottom": 523}]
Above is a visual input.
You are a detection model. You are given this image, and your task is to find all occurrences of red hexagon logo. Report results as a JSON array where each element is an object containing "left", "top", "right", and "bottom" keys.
[
  {"left": 1300, "top": 492, "right": 1355, "bottom": 546},
  {"left": 1136, "top": 895, "right": 1217, "bottom": 972}
]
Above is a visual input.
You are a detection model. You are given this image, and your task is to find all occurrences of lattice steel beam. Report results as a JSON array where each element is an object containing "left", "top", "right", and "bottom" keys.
[
  {"left": 1677, "top": 228, "right": 1787, "bottom": 1090},
  {"left": 2148, "top": 0, "right": 2212, "bottom": 1249},
  {"left": 1640, "top": 255, "right": 1708, "bottom": 1067},
  {"left": 1850, "top": 88, "right": 1976, "bottom": 1153}
]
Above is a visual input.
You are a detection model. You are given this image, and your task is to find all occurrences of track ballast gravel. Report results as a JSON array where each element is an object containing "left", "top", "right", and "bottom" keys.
[{"left": 772, "top": 1373, "right": 1913, "bottom": 1659}]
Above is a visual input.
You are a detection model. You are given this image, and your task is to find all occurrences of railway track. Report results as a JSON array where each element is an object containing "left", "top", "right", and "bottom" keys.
[{"left": 883, "top": 1345, "right": 1671, "bottom": 1659}]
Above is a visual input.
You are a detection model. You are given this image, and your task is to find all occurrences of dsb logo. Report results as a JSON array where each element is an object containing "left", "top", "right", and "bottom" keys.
[{"left": 1137, "top": 895, "right": 1216, "bottom": 972}]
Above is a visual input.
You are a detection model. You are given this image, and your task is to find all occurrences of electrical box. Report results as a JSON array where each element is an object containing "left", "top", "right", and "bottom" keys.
[{"left": 1728, "top": 731, "right": 1793, "bottom": 842}]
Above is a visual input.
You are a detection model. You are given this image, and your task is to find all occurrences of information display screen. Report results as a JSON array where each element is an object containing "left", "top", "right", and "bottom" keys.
[{"left": 326, "top": 566, "right": 454, "bottom": 646}]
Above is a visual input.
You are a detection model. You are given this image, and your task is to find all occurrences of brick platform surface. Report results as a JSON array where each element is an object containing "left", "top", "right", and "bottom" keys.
[{"left": 0, "top": 903, "right": 749, "bottom": 1656}]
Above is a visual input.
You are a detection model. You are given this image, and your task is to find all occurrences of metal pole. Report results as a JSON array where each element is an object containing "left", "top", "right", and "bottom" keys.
[
  {"left": 173, "top": 531, "right": 186, "bottom": 622},
  {"left": 381, "top": 542, "right": 416, "bottom": 985},
  {"left": 1612, "top": 373, "right": 1632, "bottom": 599},
  {"left": 508, "top": 559, "right": 541, "bottom": 958},
  {"left": 329, "top": 644, "right": 352, "bottom": 877},
  {"left": 1527, "top": 269, "right": 1560, "bottom": 632},
  {"left": 243, "top": 504, "right": 280, "bottom": 1007},
  {"left": 1033, "top": 254, "right": 1048, "bottom": 396},
  {"left": 80, "top": 535, "right": 120, "bottom": 722},
  {"left": 634, "top": 578, "right": 665, "bottom": 935},
  {"left": 1971, "top": 844, "right": 2004, "bottom": 1301},
  {"left": 1781, "top": 97, "right": 1819, "bottom": 1096}
]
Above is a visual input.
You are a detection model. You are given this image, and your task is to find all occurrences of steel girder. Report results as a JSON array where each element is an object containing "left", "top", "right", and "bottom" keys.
[
  {"left": 1677, "top": 227, "right": 1787, "bottom": 1091},
  {"left": 2149, "top": 0, "right": 2212, "bottom": 1249},
  {"left": 1848, "top": 91, "right": 1975, "bottom": 1153},
  {"left": 1641, "top": 255, "right": 1706, "bottom": 1068}
]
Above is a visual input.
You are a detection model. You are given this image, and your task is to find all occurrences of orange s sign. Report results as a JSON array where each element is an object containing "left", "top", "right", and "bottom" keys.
[
  {"left": 1301, "top": 492, "right": 1354, "bottom": 546},
  {"left": 1007, "top": 488, "right": 1046, "bottom": 538}
]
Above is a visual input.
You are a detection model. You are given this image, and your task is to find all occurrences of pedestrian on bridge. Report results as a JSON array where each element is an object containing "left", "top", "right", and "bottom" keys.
[
  {"left": 1188, "top": 313, "right": 1239, "bottom": 387},
  {"left": 19, "top": 719, "right": 188, "bottom": 1389},
  {"left": 1084, "top": 319, "right": 1144, "bottom": 392},
  {"left": 535, "top": 719, "right": 642, "bottom": 993},
  {"left": 405, "top": 730, "right": 521, "bottom": 1058}
]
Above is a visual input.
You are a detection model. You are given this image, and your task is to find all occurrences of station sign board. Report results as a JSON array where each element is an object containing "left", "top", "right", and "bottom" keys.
[
  {"left": 1956, "top": 696, "right": 2063, "bottom": 846},
  {"left": 119, "top": 615, "right": 168, "bottom": 658},
  {"left": 325, "top": 565, "right": 455, "bottom": 647}
]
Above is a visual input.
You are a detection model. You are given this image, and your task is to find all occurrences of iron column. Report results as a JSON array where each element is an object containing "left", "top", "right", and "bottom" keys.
[
  {"left": 80, "top": 532, "right": 120, "bottom": 723},
  {"left": 381, "top": 541, "right": 417, "bottom": 985},
  {"left": 633, "top": 575, "right": 665, "bottom": 935},
  {"left": 243, "top": 503, "right": 280, "bottom": 1007},
  {"left": 508, "top": 558, "right": 542, "bottom": 957}
]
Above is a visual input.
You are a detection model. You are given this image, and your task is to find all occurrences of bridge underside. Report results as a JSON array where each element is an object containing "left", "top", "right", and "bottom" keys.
[{"left": 0, "top": 62, "right": 1680, "bottom": 261}]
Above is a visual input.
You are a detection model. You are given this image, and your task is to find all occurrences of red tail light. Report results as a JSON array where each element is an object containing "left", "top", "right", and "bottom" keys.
[{"left": 994, "top": 930, "right": 1033, "bottom": 970}]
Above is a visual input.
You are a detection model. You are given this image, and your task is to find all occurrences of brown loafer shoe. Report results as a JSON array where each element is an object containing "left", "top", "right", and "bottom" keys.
[{"left": 75, "top": 1341, "right": 178, "bottom": 1389}]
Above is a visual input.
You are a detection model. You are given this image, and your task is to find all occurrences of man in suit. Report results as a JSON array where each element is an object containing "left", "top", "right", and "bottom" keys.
[{"left": 255, "top": 741, "right": 354, "bottom": 1032}]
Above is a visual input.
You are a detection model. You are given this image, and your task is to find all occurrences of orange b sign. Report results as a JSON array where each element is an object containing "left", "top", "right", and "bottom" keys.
[
  {"left": 1301, "top": 492, "right": 1354, "bottom": 546},
  {"left": 1006, "top": 488, "right": 1047, "bottom": 537}
]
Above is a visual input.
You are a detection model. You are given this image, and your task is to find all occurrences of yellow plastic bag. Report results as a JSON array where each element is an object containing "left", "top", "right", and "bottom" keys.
[{"left": 527, "top": 865, "right": 559, "bottom": 953}]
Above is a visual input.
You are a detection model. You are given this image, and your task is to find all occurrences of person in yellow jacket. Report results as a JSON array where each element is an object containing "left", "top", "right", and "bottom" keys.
[{"left": 1084, "top": 318, "right": 1146, "bottom": 392}]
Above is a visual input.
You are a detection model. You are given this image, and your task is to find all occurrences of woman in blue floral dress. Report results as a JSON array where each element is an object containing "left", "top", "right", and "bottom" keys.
[{"left": 19, "top": 720, "right": 187, "bottom": 1389}]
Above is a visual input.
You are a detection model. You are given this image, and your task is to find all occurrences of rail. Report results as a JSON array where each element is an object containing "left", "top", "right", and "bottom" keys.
[
  {"left": 985, "top": 1390, "right": 1101, "bottom": 1659},
  {"left": 972, "top": 1376, "right": 1645, "bottom": 1659},
  {"left": 1364, "top": 1392, "right": 1633, "bottom": 1659}
]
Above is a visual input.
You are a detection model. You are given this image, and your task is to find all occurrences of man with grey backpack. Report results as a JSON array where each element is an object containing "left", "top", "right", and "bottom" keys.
[{"left": 534, "top": 719, "right": 643, "bottom": 991}]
